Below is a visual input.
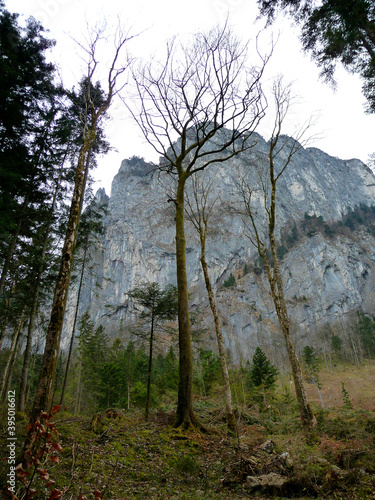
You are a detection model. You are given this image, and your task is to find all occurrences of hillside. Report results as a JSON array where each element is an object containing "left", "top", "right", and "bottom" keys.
[{"left": 2, "top": 360, "right": 375, "bottom": 499}]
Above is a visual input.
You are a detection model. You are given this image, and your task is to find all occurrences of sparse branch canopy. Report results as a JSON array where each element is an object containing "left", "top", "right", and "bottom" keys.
[
  {"left": 238, "top": 78, "right": 315, "bottom": 433},
  {"left": 128, "top": 24, "right": 271, "bottom": 175},
  {"left": 129, "top": 24, "right": 270, "bottom": 430}
]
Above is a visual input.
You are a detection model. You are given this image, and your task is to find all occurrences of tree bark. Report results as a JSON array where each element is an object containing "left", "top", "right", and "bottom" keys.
[
  {"left": 0, "top": 202, "right": 27, "bottom": 299},
  {"left": 0, "top": 312, "right": 25, "bottom": 403},
  {"left": 200, "top": 237, "right": 236, "bottom": 433},
  {"left": 145, "top": 313, "right": 154, "bottom": 421},
  {"left": 59, "top": 231, "right": 89, "bottom": 407},
  {"left": 265, "top": 165, "right": 314, "bottom": 433},
  {"left": 29, "top": 135, "right": 94, "bottom": 424},
  {"left": 174, "top": 174, "right": 201, "bottom": 430},
  {"left": 18, "top": 152, "right": 68, "bottom": 412}
]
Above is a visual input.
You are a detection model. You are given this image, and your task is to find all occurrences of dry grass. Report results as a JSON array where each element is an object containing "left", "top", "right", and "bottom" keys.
[{"left": 304, "top": 359, "right": 375, "bottom": 411}]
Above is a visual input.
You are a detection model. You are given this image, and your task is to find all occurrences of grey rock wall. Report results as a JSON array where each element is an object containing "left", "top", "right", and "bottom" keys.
[{"left": 63, "top": 133, "right": 375, "bottom": 361}]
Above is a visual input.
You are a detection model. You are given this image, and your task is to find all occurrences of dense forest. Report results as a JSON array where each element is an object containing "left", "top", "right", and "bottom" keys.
[{"left": 1, "top": 0, "right": 375, "bottom": 498}]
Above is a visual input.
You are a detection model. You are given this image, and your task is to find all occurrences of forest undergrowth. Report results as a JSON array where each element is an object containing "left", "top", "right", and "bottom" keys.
[{"left": 1, "top": 360, "right": 375, "bottom": 500}]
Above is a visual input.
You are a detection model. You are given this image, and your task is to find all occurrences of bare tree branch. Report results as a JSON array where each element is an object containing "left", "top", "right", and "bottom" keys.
[{"left": 127, "top": 24, "right": 271, "bottom": 429}]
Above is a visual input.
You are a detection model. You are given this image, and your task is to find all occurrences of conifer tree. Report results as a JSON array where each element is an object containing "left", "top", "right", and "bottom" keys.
[
  {"left": 128, "top": 282, "right": 178, "bottom": 420},
  {"left": 251, "top": 347, "right": 278, "bottom": 389},
  {"left": 27, "top": 28, "right": 131, "bottom": 427},
  {"left": 257, "top": 0, "right": 375, "bottom": 112}
]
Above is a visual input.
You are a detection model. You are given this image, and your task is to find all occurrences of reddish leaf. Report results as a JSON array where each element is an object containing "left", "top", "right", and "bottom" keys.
[
  {"left": 47, "top": 489, "right": 63, "bottom": 500},
  {"left": 93, "top": 491, "right": 102, "bottom": 498},
  {"left": 25, "top": 423, "right": 34, "bottom": 433},
  {"left": 45, "top": 480, "right": 56, "bottom": 488},
  {"left": 48, "top": 455, "right": 59, "bottom": 464},
  {"left": 16, "top": 469, "right": 30, "bottom": 479},
  {"left": 41, "top": 411, "right": 49, "bottom": 420},
  {"left": 51, "top": 404, "right": 61, "bottom": 414},
  {"left": 52, "top": 442, "right": 63, "bottom": 451}
]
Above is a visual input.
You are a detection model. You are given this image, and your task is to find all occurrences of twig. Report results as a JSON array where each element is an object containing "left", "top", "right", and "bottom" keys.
[{"left": 100, "top": 458, "right": 119, "bottom": 499}]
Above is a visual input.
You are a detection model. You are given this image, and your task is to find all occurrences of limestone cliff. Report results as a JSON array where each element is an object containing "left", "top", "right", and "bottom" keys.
[{"left": 64, "top": 133, "right": 375, "bottom": 361}]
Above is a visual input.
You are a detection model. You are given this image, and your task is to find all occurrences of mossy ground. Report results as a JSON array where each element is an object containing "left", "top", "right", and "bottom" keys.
[{"left": 1, "top": 362, "right": 375, "bottom": 499}]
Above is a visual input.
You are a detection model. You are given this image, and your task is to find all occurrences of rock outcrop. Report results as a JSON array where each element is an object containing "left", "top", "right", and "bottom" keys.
[{"left": 63, "top": 132, "right": 375, "bottom": 362}]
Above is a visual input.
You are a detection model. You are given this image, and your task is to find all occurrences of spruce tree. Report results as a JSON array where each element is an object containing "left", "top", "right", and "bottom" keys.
[{"left": 251, "top": 347, "right": 278, "bottom": 390}]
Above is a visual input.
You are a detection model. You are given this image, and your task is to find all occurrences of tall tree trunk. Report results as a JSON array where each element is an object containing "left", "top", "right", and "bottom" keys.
[
  {"left": 18, "top": 281, "right": 40, "bottom": 412},
  {"left": 145, "top": 313, "right": 154, "bottom": 421},
  {"left": 18, "top": 160, "right": 66, "bottom": 412},
  {"left": 174, "top": 175, "right": 201, "bottom": 430},
  {"left": 0, "top": 203, "right": 27, "bottom": 299},
  {"left": 59, "top": 241, "right": 88, "bottom": 407},
  {"left": 29, "top": 135, "right": 94, "bottom": 422},
  {"left": 16, "top": 137, "right": 97, "bottom": 475},
  {"left": 200, "top": 243, "right": 236, "bottom": 433},
  {"left": 266, "top": 173, "right": 314, "bottom": 433},
  {"left": 75, "top": 360, "right": 82, "bottom": 415}
]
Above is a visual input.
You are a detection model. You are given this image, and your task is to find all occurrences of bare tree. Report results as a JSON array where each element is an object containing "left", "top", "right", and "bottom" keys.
[
  {"left": 239, "top": 78, "right": 316, "bottom": 433},
  {"left": 21, "top": 27, "right": 133, "bottom": 462},
  {"left": 186, "top": 175, "right": 236, "bottom": 433},
  {"left": 127, "top": 25, "right": 270, "bottom": 429}
]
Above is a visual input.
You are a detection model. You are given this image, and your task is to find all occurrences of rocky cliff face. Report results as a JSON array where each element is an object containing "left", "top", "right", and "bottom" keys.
[{"left": 64, "top": 133, "right": 375, "bottom": 362}]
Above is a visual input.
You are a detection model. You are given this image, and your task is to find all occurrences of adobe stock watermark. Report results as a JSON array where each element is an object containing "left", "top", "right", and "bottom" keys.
[
  {"left": 33, "top": 0, "right": 72, "bottom": 26},
  {"left": 6, "top": 390, "right": 17, "bottom": 495}
]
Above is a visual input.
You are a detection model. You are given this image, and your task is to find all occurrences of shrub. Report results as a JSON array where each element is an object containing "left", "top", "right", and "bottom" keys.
[{"left": 223, "top": 273, "right": 236, "bottom": 288}]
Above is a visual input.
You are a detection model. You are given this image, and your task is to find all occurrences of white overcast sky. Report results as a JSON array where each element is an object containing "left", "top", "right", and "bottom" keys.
[{"left": 7, "top": 0, "right": 375, "bottom": 195}]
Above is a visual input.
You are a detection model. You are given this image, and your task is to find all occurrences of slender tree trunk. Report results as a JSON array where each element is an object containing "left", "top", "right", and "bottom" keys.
[
  {"left": 0, "top": 291, "right": 14, "bottom": 349},
  {"left": 174, "top": 175, "right": 201, "bottom": 430},
  {"left": 59, "top": 242, "right": 88, "bottom": 407},
  {"left": 30, "top": 133, "right": 95, "bottom": 420},
  {"left": 0, "top": 312, "right": 25, "bottom": 403},
  {"left": 266, "top": 175, "right": 314, "bottom": 433},
  {"left": 75, "top": 360, "right": 82, "bottom": 415},
  {"left": 18, "top": 160, "right": 66, "bottom": 412},
  {"left": 145, "top": 313, "right": 154, "bottom": 421},
  {"left": 18, "top": 135, "right": 97, "bottom": 469},
  {"left": 0, "top": 216, "right": 25, "bottom": 299},
  {"left": 200, "top": 243, "right": 236, "bottom": 433},
  {"left": 18, "top": 281, "right": 39, "bottom": 412},
  {"left": 267, "top": 253, "right": 314, "bottom": 431}
]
